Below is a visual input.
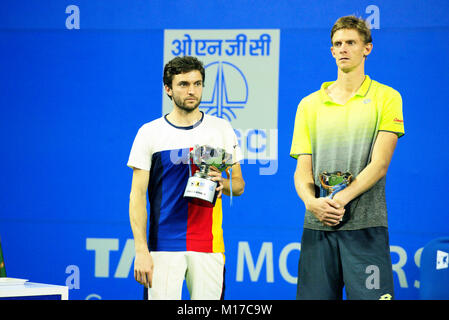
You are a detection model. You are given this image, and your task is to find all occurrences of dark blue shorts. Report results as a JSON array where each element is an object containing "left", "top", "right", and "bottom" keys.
[{"left": 297, "top": 227, "right": 394, "bottom": 300}]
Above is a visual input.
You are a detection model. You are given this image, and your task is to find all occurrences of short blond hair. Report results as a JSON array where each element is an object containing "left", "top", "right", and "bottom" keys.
[{"left": 330, "top": 15, "right": 372, "bottom": 45}]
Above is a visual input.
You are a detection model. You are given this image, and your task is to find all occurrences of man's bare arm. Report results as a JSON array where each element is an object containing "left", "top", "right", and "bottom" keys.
[
  {"left": 129, "top": 168, "right": 153, "bottom": 288},
  {"left": 333, "top": 131, "right": 398, "bottom": 207},
  {"left": 222, "top": 162, "right": 245, "bottom": 196}
]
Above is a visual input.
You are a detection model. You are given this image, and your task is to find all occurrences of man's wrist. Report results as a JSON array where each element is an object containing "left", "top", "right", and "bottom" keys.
[
  {"left": 304, "top": 196, "right": 317, "bottom": 211},
  {"left": 332, "top": 190, "right": 350, "bottom": 207},
  {"left": 135, "top": 244, "right": 150, "bottom": 255}
]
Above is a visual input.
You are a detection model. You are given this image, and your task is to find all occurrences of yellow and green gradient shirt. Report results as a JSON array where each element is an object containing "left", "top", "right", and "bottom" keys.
[{"left": 290, "top": 76, "right": 404, "bottom": 231}]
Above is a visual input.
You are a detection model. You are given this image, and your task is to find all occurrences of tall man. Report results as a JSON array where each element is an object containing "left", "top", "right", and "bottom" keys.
[
  {"left": 128, "top": 56, "right": 245, "bottom": 300},
  {"left": 290, "top": 16, "right": 404, "bottom": 299}
]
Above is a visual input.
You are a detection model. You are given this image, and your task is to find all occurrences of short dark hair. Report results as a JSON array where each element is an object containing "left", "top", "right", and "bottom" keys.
[
  {"left": 330, "top": 15, "right": 372, "bottom": 45},
  {"left": 163, "top": 56, "right": 206, "bottom": 89}
]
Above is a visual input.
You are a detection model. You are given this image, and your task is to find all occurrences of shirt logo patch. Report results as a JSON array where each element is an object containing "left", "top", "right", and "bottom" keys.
[
  {"left": 393, "top": 118, "right": 404, "bottom": 124},
  {"left": 363, "top": 98, "right": 371, "bottom": 104}
]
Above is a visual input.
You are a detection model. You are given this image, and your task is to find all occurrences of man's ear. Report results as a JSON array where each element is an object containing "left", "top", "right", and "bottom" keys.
[
  {"left": 364, "top": 42, "right": 373, "bottom": 58},
  {"left": 164, "top": 84, "right": 172, "bottom": 97},
  {"left": 330, "top": 45, "right": 336, "bottom": 58}
]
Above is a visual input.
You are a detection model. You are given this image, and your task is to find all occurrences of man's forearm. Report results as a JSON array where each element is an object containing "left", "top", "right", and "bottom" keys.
[
  {"left": 334, "top": 131, "right": 398, "bottom": 206},
  {"left": 222, "top": 177, "right": 245, "bottom": 196},
  {"left": 334, "top": 159, "right": 389, "bottom": 206},
  {"left": 293, "top": 155, "right": 317, "bottom": 208},
  {"left": 294, "top": 168, "right": 317, "bottom": 209},
  {"left": 129, "top": 193, "right": 150, "bottom": 254}
]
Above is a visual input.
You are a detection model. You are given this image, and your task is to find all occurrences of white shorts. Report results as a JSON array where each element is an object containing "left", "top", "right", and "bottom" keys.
[{"left": 147, "top": 251, "right": 225, "bottom": 300}]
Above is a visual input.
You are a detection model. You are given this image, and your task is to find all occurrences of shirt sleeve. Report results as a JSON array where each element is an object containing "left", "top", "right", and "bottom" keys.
[
  {"left": 127, "top": 125, "right": 152, "bottom": 171},
  {"left": 290, "top": 100, "right": 312, "bottom": 159},
  {"left": 379, "top": 89, "right": 405, "bottom": 138}
]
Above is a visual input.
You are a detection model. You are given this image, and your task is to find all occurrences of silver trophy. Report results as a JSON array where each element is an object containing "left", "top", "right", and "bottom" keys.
[
  {"left": 319, "top": 171, "right": 353, "bottom": 199},
  {"left": 183, "top": 145, "right": 234, "bottom": 204}
]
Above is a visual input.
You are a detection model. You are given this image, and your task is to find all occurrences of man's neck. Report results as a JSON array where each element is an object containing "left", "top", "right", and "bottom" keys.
[
  {"left": 325, "top": 65, "right": 366, "bottom": 105},
  {"left": 332, "top": 63, "right": 366, "bottom": 94},
  {"left": 166, "top": 106, "right": 202, "bottom": 127}
]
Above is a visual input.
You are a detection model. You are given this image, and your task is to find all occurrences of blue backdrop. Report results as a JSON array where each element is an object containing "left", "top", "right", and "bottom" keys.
[{"left": 1, "top": 0, "right": 448, "bottom": 300}]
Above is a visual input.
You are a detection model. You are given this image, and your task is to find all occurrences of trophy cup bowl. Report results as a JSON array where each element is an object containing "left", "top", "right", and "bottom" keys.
[
  {"left": 183, "top": 145, "right": 234, "bottom": 204},
  {"left": 319, "top": 171, "right": 353, "bottom": 199}
]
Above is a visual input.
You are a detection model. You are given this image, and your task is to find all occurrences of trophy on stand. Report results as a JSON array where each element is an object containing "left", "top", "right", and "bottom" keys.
[{"left": 183, "top": 145, "right": 234, "bottom": 204}]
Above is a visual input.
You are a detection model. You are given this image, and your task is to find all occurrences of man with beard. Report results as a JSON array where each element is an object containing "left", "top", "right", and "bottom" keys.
[{"left": 127, "top": 56, "right": 245, "bottom": 300}]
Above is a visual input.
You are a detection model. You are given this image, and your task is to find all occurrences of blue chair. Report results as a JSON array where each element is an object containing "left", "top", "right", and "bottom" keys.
[{"left": 420, "top": 237, "right": 449, "bottom": 300}]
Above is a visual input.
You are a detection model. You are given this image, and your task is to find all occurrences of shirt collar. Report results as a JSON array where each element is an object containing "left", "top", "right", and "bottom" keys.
[{"left": 320, "top": 75, "right": 372, "bottom": 104}]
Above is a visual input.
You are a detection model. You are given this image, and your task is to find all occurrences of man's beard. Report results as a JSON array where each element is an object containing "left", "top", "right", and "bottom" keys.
[{"left": 173, "top": 94, "right": 202, "bottom": 112}]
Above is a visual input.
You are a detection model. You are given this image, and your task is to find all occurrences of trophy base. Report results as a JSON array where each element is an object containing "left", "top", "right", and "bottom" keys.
[{"left": 183, "top": 176, "right": 218, "bottom": 204}]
